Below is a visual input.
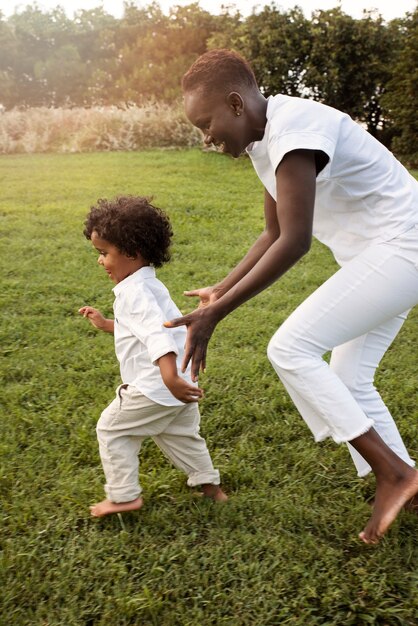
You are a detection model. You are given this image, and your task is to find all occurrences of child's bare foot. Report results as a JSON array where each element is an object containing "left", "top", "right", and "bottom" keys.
[
  {"left": 90, "top": 497, "right": 143, "bottom": 517},
  {"left": 200, "top": 484, "right": 228, "bottom": 502},
  {"left": 359, "top": 470, "right": 418, "bottom": 544}
]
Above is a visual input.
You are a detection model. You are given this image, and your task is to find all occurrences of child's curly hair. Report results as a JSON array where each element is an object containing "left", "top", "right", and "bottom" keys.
[
  {"left": 182, "top": 48, "right": 258, "bottom": 98},
  {"left": 84, "top": 196, "right": 173, "bottom": 268}
]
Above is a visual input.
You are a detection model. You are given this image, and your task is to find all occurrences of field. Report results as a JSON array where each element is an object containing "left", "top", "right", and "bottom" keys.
[{"left": 1, "top": 149, "right": 417, "bottom": 625}]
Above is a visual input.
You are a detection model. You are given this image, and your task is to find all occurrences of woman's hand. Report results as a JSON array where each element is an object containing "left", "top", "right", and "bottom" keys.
[
  {"left": 164, "top": 306, "right": 219, "bottom": 382},
  {"left": 183, "top": 285, "right": 220, "bottom": 309}
]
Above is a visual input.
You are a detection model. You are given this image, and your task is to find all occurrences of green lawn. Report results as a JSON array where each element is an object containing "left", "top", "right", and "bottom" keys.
[{"left": 1, "top": 150, "right": 417, "bottom": 626}]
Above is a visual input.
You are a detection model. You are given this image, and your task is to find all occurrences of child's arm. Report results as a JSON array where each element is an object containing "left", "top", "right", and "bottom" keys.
[
  {"left": 78, "top": 306, "right": 114, "bottom": 333},
  {"left": 157, "top": 352, "right": 204, "bottom": 403}
]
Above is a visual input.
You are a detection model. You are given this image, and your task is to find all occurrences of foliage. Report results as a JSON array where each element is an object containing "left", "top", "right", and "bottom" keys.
[
  {"left": 303, "top": 8, "right": 394, "bottom": 136},
  {"left": 0, "top": 102, "right": 201, "bottom": 153},
  {"left": 210, "top": 5, "right": 312, "bottom": 98},
  {"left": 1, "top": 149, "right": 418, "bottom": 625},
  {"left": 0, "top": 2, "right": 417, "bottom": 158},
  {"left": 381, "top": 9, "right": 418, "bottom": 167}
]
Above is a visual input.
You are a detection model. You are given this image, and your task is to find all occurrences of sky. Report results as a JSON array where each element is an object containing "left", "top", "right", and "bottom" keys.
[{"left": 0, "top": 0, "right": 417, "bottom": 21}]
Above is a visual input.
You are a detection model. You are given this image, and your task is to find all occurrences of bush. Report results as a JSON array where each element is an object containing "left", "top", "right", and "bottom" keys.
[{"left": 0, "top": 103, "right": 202, "bottom": 154}]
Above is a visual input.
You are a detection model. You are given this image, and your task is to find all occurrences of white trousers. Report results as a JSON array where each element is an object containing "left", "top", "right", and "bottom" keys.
[
  {"left": 97, "top": 384, "right": 220, "bottom": 502},
  {"left": 267, "top": 226, "right": 418, "bottom": 476}
]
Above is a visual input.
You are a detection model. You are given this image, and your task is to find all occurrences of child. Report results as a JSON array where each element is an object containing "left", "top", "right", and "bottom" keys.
[
  {"left": 79, "top": 195, "right": 227, "bottom": 517},
  {"left": 165, "top": 49, "right": 418, "bottom": 543}
]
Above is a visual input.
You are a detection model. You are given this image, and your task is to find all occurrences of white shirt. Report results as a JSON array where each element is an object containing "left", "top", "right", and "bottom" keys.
[
  {"left": 112, "top": 266, "right": 193, "bottom": 406},
  {"left": 247, "top": 95, "right": 418, "bottom": 265}
]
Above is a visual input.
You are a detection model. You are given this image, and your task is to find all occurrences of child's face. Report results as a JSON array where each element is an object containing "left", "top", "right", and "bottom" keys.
[
  {"left": 184, "top": 89, "right": 253, "bottom": 158},
  {"left": 91, "top": 231, "right": 145, "bottom": 284}
]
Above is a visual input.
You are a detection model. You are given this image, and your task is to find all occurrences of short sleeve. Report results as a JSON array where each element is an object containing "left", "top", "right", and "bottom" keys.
[
  {"left": 127, "top": 286, "right": 179, "bottom": 365},
  {"left": 267, "top": 131, "right": 336, "bottom": 174}
]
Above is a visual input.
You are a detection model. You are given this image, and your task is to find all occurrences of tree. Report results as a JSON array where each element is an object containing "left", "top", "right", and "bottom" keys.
[
  {"left": 0, "top": 12, "right": 19, "bottom": 108},
  {"left": 7, "top": 5, "right": 74, "bottom": 107},
  {"left": 210, "top": 4, "right": 311, "bottom": 97},
  {"left": 382, "top": 8, "right": 418, "bottom": 165},
  {"left": 109, "top": 2, "right": 218, "bottom": 103},
  {"left": 303, "top": 7, "right": 394, "bottom": 136}
]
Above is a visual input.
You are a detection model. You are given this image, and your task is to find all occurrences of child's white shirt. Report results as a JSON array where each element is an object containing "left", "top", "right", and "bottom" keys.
[
  {"left": 247, "top": 95, "right": 418, "bottom": 265},
  {"left": 112, "top": 266, "right": 193, "bottom": 406}
]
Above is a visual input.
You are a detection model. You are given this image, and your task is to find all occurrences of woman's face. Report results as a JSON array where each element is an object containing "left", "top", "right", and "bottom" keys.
[{"left": 184, "top": 88, "right": 254, "bottom": 158}]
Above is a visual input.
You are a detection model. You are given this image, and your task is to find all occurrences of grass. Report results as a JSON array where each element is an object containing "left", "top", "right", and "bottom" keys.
[{"left": 1, "top": 150, "right": 417, "bottom": 626}]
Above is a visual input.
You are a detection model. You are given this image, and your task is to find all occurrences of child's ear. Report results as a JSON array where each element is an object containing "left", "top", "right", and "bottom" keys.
[
  {"left": 132, "top": 251, "right": 147, "bottom": 264},
  {"left": 226, "top": 91, "right": 244, "bottom": 116}
]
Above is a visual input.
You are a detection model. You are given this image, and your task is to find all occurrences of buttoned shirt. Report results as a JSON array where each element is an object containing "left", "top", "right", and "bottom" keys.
[{"left": 112, "top": 266, "right": 193, "bottom": 406}]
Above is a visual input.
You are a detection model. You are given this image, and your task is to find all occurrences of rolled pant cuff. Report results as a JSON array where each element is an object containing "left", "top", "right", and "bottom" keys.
[
  {"left": 187, "top": 469, "right": 220, "bottom": 487},
  {"left": 105, "top": 483, "right": 142, "bottom": 504}
]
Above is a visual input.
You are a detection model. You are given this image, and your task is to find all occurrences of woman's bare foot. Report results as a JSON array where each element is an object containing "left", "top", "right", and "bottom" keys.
[
  {"left": 200, "top": 484, "right": 228, "bottom": 502},
  {"left": 90, "top": 497, "right": 143, "bottom": 517},
  {"left": 367, "top": 493, "right": 418, "bottom": 515},
  {"left": 404, "top": 493, "right": 418, "bottom": 515},
  {"left": 359, "top": 470, "right": 418, "bottom": 544}
]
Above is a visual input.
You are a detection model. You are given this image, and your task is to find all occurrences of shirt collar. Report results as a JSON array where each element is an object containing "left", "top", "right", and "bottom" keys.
[{"left": 112, "top": 265, "right": 156, "bottom": 296}]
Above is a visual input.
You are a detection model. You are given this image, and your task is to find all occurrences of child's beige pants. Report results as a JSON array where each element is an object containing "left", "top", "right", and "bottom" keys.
[{"left": 96, "top": 384, "right": 220, "bottom": 503}]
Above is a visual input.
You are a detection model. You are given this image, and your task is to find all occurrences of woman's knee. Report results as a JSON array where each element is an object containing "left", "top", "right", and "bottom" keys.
[{"left": 267, "top": 325, "right": 301, "bottom": 372}]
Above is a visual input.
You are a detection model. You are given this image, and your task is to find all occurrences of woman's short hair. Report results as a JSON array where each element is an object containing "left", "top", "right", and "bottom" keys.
[{"left": 182, "top": 49, "right": 258, "bottom": 97}]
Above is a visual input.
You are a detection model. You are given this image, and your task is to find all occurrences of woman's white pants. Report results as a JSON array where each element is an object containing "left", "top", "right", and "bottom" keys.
[{"left": 267, "top": 227, "right": 418, "bottom": 476}]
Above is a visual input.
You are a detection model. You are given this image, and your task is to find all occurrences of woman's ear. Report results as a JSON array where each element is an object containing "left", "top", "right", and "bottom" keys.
[{"left": 227, "top": 91, "right": 244, "bottom": 116}]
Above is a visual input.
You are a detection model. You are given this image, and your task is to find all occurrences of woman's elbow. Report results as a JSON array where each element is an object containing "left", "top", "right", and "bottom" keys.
[{"left": 288, "top": 233, "right": 312, "bottom": 260}]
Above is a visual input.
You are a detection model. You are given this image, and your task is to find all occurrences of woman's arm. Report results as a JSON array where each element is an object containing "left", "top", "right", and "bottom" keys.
[
  {"left": 181, "top": 190, "right": 280, "bottom": 308},
  {"left": 212, "top": 188, "right": 281, "bottom": 298},
  {"left": 166, "top": 149, "right": 317, "bottom": 380}
]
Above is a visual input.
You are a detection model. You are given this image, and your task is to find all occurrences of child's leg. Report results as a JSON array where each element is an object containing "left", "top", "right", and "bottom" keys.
[
  {"left": 266, "top": 235, "right": 418, "bottom": 540},
  {"left": 329, "top": 313, "right": 414, "bottom": 476},
  {"left": 92, "top": 385, "right": 181, "bottom": 516},
  {"left": 152, "top": 403, "right": 227, "bottom": 501}
]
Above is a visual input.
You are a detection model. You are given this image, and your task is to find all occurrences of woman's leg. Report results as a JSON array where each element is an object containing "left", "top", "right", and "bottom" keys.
[
  {"left": 268, "top": 239, "right": 418, "bottom": 443},
  {"left": 349, "top": 429, "right": 418, "bottom": 543},
  {"left": 329, "top": 313, "right": 414, "bottom": 476},
  {"left": 267, "top": 235, "right": 418, "bottom": 540}
]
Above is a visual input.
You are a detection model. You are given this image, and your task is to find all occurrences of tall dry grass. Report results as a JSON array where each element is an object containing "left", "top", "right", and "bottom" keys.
[{"left": 0, "top": 102, "right": 202, "bottom": 153}]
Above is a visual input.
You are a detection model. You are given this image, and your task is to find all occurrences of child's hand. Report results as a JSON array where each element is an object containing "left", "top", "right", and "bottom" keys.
[
  {"left": 157, "top": 352, "right": 203, "bottom": 401},
  {"left": 165, "top": 376, "right": 204, "bottom": 403},
  {"left": 79, "top": 306, "right": 112, "bottom": 332}
]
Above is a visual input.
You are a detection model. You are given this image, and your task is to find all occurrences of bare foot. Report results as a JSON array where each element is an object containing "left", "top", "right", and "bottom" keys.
[
  {"left": 359, "top": 471, "right": 418, "bottom": 544},
  {"left": 367, "top": 493, "right": 418, "bottom": 515},
  {"left": 404, "top": 493, "right": 418, "bottom": 515},
  {"left": 90, "top": 497, "right": 143, "bottom": 517},
  {"left": 200, "top": 484, "right": 228, "bottom": 502}
]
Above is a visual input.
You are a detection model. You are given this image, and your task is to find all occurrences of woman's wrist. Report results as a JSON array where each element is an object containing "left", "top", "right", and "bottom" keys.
[
  {"left": 212, "top": 283, "right": 227, "bottom": 300},
  {"left": 208, "top": 298, "right": 229, "bottom": 323}
]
